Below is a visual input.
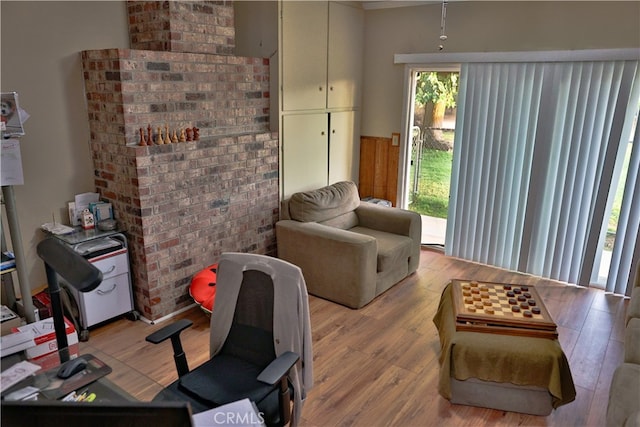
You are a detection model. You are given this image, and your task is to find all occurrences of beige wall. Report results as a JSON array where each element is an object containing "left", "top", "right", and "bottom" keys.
[
  {"left": 361, "top": 1, "right": 640, "bottom": 137},
  {"left": 1, "top": 1, "right": 128, "bottom": 294},
  {"left": 234, "top": 1, "right": 279, "bottom": 132}
]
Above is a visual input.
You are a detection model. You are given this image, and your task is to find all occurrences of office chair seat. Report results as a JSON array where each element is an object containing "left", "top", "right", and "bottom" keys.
[
  {"left": 179, "top": 354, "right": 276, "bottom": 406},
  {"left": 178, "top": 353, "right": 291, "bottom": 423},
  {"left": 154, "top": 362, "right": 289, "bottom": 424}
]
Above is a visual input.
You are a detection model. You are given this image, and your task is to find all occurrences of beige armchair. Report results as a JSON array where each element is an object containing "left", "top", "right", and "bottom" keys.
[
  {"left": 276, "top": 181, "right": 421, "bottom": 309},
  {"left": 607, "top": 269, "right": 640, "bottom": 427}
]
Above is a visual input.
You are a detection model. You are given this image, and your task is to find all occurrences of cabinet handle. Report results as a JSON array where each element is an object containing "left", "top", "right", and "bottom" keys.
[
  {"left": 330, "top": 86, "right": 334, "bottom": 91},
  {"left": 97, "top": 283, "right": 117, "bottom": 295},
  {"left": 103, "top": 265, "right": 117, "bottom": 275},
  {"left": 319, "top": 86, "right": 323, "bottom": 92},
  {"left": 332, "top": 129, "right": 336, "bottom": 134},
  {"left": 321, "top": 131, "right": 325, "bottom": 136}
]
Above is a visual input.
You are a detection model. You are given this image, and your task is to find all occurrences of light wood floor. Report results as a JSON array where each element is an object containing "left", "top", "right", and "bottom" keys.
[{"left": 80, "top": 248, "right": 629, "bottom": 426}]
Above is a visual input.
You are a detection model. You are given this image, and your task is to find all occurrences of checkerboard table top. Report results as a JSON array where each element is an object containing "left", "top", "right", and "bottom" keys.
[{"left": 451, "top": 279, "right": 558, "bottom": 339}]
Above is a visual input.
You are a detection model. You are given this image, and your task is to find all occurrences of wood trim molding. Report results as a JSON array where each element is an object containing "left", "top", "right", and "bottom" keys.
[{"left": 359, "top": 135, "right": 399, "bottom": 206}]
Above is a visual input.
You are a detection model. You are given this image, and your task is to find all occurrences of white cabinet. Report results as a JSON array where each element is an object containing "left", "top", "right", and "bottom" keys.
[
  {"left": 281, "top": 1, "right": 328, "bottom": 111},
  {"left": 281, "top": 1, "right": 363, "bottom": 111},
  {"left": 327, "top": 2, "right": 363, "bottom": 109},
  {"left": 280, "top": 1, "right": 363, "bottom": 199},
  {"left": 77, "top": 248, "right": 133, "bottom": 328},
  {"left": 328, "top": 110, "right": 357, "bottom": 184},
  {"left": 282, "top": 111, "right": 357, "bottom": 198},
  {"left": 62, "top": 233, "right": 136, "bottom": 340},
  {"left": 282, "top": 113, "right": 329, "bottom": 197}
]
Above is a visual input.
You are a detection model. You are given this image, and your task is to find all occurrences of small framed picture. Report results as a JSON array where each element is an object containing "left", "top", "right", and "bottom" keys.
[{"left": 1, "top": 92, "right": 26, "bottom": 137}]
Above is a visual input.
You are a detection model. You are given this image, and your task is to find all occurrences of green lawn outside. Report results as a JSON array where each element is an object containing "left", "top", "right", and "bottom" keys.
[{"left": 408, "top": 146, "right": 453, "bottom": 219}]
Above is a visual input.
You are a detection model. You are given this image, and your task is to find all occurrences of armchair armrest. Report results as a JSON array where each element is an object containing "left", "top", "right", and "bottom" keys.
[
  {"left": 257, "top": 351, "right": 300, "bottom": 385},
  {"left": 355, "top": 202, "right": 421, "bottom": 238},
  {"left": 145, "top": 319, "right": 193, "bottom": 376}
]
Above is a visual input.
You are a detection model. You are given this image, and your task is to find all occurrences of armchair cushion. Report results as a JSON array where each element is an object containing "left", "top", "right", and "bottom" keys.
[
  {"left": 350, "top": 226, "right": 412, "bottom": 272},
  {"left": 288, "top": 181, "right": 360, "bottom": 224}
]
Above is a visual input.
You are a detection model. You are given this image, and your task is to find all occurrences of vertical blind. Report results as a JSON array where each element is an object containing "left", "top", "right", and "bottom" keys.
[
  {"left": 446, "top": 60, "right": 640, "bottom": 295},
  {"left": 605, "top": 116, "right": 640, "bottom": 295}
]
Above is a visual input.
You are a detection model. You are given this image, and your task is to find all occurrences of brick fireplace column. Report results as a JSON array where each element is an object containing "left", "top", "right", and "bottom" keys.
[{"left": 81, "top": 1, "right": 279, "bottom": 321}]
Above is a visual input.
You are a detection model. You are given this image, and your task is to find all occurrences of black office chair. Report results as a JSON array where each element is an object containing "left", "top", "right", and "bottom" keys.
[{"left": 146, "top": 253, "right": 313, "bottom": 427}]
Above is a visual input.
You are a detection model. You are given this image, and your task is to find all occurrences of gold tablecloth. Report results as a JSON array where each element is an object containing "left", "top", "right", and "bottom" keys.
[{"left": 433, "top": 283, "right": 576, "bottom": 408}]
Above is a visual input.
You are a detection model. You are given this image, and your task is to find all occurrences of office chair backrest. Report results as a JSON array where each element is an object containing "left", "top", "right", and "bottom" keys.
[
  {"left": 220, "top": 269, "right": 276, "bottom": 369},
  {"left": 209, "top": 252, "right": 313, "bottom": 427}
]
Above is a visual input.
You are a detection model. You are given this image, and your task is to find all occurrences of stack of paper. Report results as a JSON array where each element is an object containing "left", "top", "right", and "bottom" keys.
[
  {"left": 40, "top": 222, "right": 75, "bottom": 235},
  {"left": 0, "top": 360, "right": 40, "bottom": 391},
  {"left": 0, "top": 329, "right": 35, "bottom": 357}
]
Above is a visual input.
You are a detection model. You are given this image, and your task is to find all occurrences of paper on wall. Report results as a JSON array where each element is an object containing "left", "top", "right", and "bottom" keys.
[
  {"left": 0, "top": 139, "right": 24, "bottom": 186},
  {"left": 1, "top": 92, "right": 29, "bottom": 137}
]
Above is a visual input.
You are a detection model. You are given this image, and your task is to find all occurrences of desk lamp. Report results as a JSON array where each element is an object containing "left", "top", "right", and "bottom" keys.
[{"left": 36, "top": 237, "right": 102, "bottom": 364}]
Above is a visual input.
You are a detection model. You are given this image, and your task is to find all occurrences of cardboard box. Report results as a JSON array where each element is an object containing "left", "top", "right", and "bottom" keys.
[
  {"left": 1, "top": 305, "right": 21, "bottom": 336},
  {"left": 12, "top": 317, "right": 79, "bottom": 369},
  {"left": 15, "top": 300, "right": 41, "bottom": 322},
  {"left": 14, "top": 288, "right": 52, "bottom": 322},
  {"left": 32, "top": 290, "right": 52, "bottom": 320}
]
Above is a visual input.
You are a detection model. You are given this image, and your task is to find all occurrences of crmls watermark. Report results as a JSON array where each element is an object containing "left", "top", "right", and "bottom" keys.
[{"left": 211, "top": 410, "right": 266, "bottom": 425}]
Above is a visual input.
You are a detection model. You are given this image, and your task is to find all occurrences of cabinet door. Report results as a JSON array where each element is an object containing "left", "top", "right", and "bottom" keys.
[
  {"left": 327, "top": 2, "right": 364, "bottom": 109},
  {"left": 282, "top": 114, "right": 329, "bottom": 198},
  {"left": 281, "top": 1, "right": 328, "bottom": 111},
  {"left": 328, "top": 111, "right": 357, "bottom": 184}
]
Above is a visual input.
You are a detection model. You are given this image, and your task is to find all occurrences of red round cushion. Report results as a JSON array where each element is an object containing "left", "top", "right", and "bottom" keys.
[{"left": 189, "top": 264, "right": 217, "bottom": 313}]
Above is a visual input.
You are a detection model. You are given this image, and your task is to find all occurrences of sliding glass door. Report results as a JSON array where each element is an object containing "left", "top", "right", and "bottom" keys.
[{"left": 446, "top": 60, "right": 640, "bottom": 295}]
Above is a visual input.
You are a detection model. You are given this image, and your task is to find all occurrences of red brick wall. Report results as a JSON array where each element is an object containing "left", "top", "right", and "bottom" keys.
[
  {"left": 89, "top": 133, "right": 279, "bottom": 319},
  {"left": 82, "top": 48, "right": 269, "bottom": 144},
  {"left": 81, "top": 1, "right": 278, "bottom": 320},
  {"left": 128, "top": 1, "right": 235, "bottom": 55}
]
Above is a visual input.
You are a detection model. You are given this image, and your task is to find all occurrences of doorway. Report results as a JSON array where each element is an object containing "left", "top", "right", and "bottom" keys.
[{"left": 406, "top": 69, "right": 459, "bottom": 246}]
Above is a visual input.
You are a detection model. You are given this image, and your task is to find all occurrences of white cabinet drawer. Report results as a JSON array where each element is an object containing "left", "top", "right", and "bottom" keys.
[
  {"left": 89, "top": 249, "right": 129, "bottom": 279},
  {"left": 78, "top": 274, "right": 133, "bottom": 327}
]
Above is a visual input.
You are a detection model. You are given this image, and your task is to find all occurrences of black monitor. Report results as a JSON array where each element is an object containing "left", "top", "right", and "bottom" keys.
[{"left": 1, "top": 400, "right": 193, "bottom": 427}]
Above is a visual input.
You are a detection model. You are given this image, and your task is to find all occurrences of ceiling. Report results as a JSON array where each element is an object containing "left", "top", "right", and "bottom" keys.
[{"left": 360, "top": 1, "right": 454, "bottom": 10}]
